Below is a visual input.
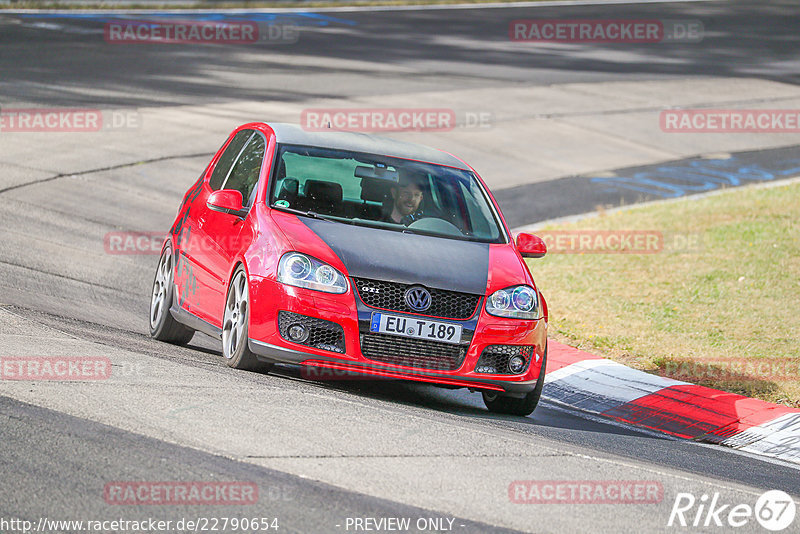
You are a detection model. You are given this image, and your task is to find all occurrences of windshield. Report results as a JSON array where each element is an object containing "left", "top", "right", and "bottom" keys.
[{"left": 269, "top": 144, "right": 506, "bottom": 243}]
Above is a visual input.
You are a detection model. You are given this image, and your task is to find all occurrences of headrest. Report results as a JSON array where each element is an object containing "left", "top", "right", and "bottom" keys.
[
  {"left": 277, "top": 178, "right": 299, "bottom": 201},
  {"left": 305, "top": 180, "right": 343, "bottom": 205},
  {"left": 360, "top": 177, "right": 392, "bottom": 203}
]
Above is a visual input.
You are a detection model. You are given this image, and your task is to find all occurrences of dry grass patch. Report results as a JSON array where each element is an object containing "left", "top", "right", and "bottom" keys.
[{"left": 526, "top": 180, "right": 800, "bottom": 407}]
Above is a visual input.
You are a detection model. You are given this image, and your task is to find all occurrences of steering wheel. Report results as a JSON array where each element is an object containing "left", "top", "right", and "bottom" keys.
[{"left": 407, "top": 217, "right": 464, "bottom": 237}]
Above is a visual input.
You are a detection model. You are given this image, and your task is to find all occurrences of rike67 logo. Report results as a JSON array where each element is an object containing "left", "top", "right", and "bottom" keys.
[{"left": 668, "top": 490, "right": 796, "bottom": 531}]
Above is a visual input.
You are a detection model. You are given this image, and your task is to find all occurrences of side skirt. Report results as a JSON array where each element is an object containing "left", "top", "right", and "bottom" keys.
[{"left": 170, "top": 304, "right": 222, "bottom": 340}]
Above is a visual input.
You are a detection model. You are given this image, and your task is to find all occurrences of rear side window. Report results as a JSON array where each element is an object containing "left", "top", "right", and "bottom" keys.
[
  {"left": 209, "top": 130, "right": 252, "bottom": 191},
  {"left": 224, "top": 133, "right": 266, "bottom": 207}
]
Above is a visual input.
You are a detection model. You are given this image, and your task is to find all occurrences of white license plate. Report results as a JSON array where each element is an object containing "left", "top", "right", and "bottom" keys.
[{"left": 370, "top": 313, "right": 462, "bottom": 345}]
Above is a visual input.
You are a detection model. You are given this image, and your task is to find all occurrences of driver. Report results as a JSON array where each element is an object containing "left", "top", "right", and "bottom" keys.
[{"left": 385, "top": 168, "right": 426, "bottom": 225}]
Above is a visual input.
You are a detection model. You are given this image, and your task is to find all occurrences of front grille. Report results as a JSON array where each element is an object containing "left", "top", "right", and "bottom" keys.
[
  {"left": 278, "top": 311, "right": 345, "bottom": 353},
  {"left": 353, "top": 278, "right": 481, "bottom": 320},
  {"left": 474, "top": 345, "right": 534, "bottom": 374},
  {"left": 360, "top": 332, "right": 467, "bottom": 371}
]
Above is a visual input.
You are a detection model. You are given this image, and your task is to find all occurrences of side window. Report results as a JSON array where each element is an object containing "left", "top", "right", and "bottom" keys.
[
  {"left": 223, "top": 133, "right": 266, "bottom": 207},
  {"left": 208, "top": 130, "right": 252, "bottom": 191},
  {"left": 280, "top": 151, "right": 361, "bottom": 200}
]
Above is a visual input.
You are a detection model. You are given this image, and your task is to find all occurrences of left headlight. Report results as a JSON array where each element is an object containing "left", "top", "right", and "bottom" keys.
[
  {"left": 277, "top": 252, "right": 348, "bottom": 294},
  {"left": 485, "top": 285, "right": 540, "bottom": 320}
]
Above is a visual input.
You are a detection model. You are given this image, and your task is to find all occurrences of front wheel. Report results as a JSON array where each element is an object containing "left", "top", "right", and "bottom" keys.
[
  {"left": 222, "top": 266, "right": 273, "bottom": 373},
  {"left": 482, "top": 345, "right": 547, "bottom": 416}
]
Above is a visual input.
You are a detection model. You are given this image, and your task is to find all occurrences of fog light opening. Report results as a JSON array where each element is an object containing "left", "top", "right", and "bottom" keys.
[
  {"left": 508, "top": 355, "right": 526, "bottom": 374},
  {"left": 287, "top": 323, "right": 310, "bottom": 343}
]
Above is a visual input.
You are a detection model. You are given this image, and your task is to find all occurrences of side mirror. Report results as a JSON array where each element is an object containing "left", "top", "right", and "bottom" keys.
[
  {"left": 207, "top": 190, "right": 247, "bottom": 218},
  {"left": 516, "top": 232, "right": 547, "bottom": 258}
]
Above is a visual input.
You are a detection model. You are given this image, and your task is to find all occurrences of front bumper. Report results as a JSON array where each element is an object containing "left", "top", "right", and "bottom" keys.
[{"left": 247, "top": 275, "right": 547, "bottom": 394}]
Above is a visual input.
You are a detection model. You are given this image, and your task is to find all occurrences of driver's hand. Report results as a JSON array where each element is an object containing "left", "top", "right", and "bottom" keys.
[{"left": 401, "top": 213, "right": 420, "bottom": 226}]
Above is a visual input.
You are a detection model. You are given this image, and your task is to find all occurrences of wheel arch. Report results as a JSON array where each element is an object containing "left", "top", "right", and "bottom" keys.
[
  {"left": 539, "top": 290, "right": 548, "bottom": 323},
  {"left": 223, "top": 258, "right": 252, "bottom": 323}
]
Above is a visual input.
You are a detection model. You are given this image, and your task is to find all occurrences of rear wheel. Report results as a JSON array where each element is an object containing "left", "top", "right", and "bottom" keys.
[
  {"left": 149, "top": 248, "right": 195, "bottom": 344},
  {"left": 482, "top": 345, "right": 547, "bottom": 416},
  {"left": 222, "top": 266, "right": 273, "bottom": 372}
]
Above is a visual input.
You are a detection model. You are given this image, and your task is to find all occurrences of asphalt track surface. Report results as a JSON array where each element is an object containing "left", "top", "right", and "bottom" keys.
[
  {"left": 2, "top": 0, "right": 800, "bottom": 107},
  {"left": 2, "top": 1, "right": 800, "bottom": 533}
]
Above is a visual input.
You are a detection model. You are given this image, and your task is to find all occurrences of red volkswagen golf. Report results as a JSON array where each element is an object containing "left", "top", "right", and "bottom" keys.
[{"left": 149, "top": 122, "right": 549, "bottom": 415}]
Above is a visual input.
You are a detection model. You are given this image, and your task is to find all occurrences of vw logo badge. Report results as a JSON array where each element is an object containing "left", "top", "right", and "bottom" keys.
[{"left": 405, "top": 286, "right": 432, "bottom": 312}]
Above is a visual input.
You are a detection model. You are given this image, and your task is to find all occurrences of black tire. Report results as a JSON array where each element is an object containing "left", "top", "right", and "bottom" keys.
[
  {"left": 222, "top": 266, "right": 274, "bottom": 373},
  {"left": 149, "top": 247, "right": 195, "bottom": 345},
  {"left": 482, "top": 345, "right": 547, "bottom": 416}
]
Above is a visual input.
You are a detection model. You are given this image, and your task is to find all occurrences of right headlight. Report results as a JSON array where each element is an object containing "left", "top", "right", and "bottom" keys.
[
  {"left": 485, "top": 285, "right": 540, "bottom": 320},
  {"left": 277, "top": 252, "right": 348, "bottom": 294}
]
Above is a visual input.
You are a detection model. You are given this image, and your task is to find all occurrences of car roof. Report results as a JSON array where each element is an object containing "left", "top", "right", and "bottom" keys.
[{"left": 264, "top": 122, "right": 470, "bottom": 171}]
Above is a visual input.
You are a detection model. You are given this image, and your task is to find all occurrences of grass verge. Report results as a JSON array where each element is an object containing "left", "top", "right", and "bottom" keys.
[{"left": 525, "top": 180, "right": 800, "bottom": 407}]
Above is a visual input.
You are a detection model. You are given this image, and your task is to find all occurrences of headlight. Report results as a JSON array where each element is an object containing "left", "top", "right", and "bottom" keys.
[
  {"left": 485, "top": 285, "right": 540, "bottom": 319},
  {"left": 277, "top": 252, "right": 348, "bottom": 294}
]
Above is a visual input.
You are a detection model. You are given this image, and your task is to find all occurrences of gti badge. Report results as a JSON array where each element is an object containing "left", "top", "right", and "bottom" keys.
[{"left": 405, "top": 286, "right": 432, "bottom": 312}]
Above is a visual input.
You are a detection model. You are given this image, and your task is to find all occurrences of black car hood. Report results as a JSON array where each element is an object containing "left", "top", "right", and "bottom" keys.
[{"left": 301, "top": 218, "right": 490, "bottom": 295}]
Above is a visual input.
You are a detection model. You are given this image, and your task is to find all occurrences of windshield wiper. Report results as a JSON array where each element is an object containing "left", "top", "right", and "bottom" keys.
[{"left": 272, "top": 205, "right": 351, "bottom": 224}]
